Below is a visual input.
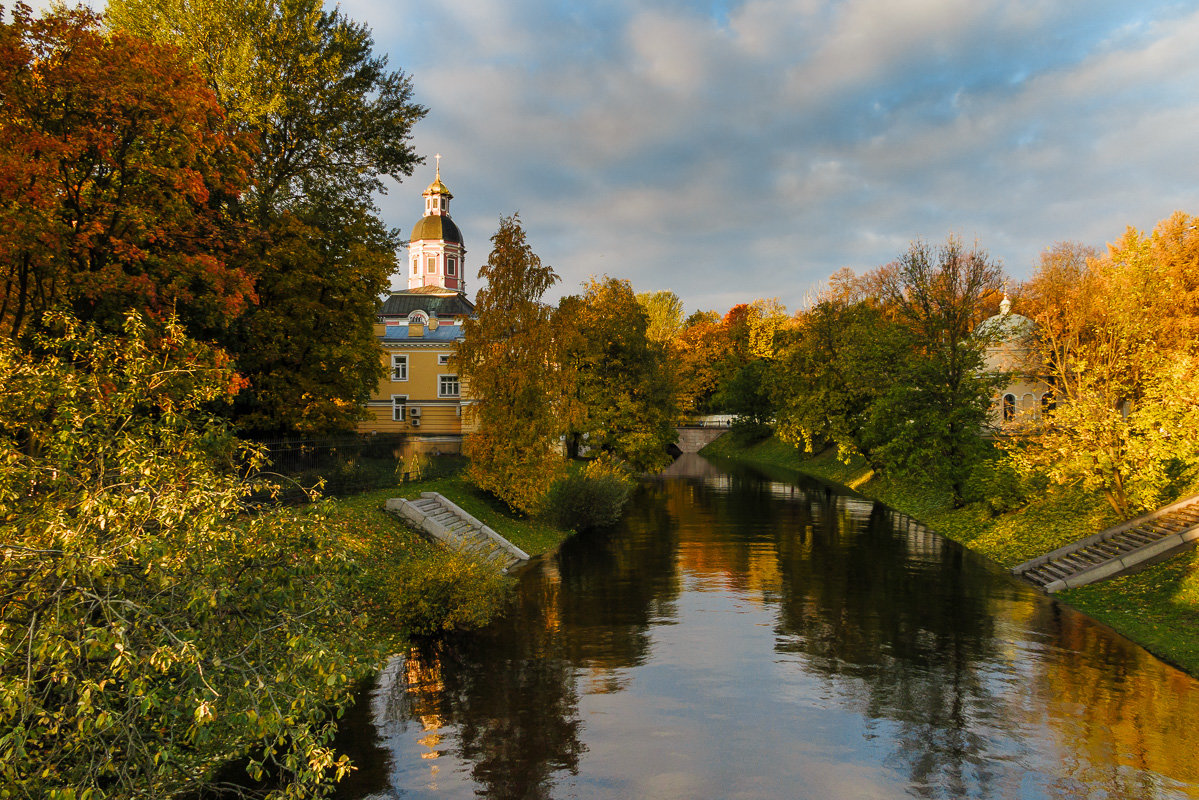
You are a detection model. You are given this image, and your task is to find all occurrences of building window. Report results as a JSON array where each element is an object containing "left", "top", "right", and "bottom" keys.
[
  {"left": 438, "top": 353, "right": 452, "bottom": 366},
  {"left": 391, "top": 354, "right": 408, "bottom": 381},
  {"left": 426, "top": 256, "right": 437, "bottom": 274},
  {"left": 412, "top": 257, "right": 418, "bottom": 275},
  {"left": 392, "top": 395, "right": 408, "bottom": 421},
  {"left": 439, "top": 374, "right": 459, "bottom": 398},
  {"left": 1002, "top": 394, "right": 1016, "bottom": 422},
  {"left": 1041, "top": 392, "right": 1055, "bottom": 415},
  {"left": 447, "top": 257, "right": 456, "bottom": 276}
]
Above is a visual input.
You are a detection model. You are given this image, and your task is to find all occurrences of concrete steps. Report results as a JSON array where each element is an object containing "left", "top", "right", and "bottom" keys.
[
  {"left": 384, "top": 491, "right": 530, "bottom": 573},
  {"left": 1013, "top": 494, "right": 1199, "bottom": 593}
]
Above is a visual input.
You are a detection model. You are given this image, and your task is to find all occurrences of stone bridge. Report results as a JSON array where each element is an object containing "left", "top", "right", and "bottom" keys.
[{"left": 673, "top": 425, "right": 729, "bottom": 454}]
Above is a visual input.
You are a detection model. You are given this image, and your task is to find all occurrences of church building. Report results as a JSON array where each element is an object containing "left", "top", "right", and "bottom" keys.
[{"left": 358, "top": 160, "right": 475, "bottom": 451}]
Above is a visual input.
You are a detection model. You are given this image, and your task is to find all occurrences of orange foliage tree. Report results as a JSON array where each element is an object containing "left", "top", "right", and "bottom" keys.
[{"left": 0, "top": 4, "right": 254, "bottom": 341}]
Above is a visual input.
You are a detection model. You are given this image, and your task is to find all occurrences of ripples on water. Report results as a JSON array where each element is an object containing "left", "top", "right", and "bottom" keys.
[{"left": 333, "top": 454, "right": 1199, "bottom": 800}]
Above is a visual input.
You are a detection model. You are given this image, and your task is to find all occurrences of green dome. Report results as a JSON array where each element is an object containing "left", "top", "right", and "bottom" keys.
[
  {"left": 975, "top": 311, "right": 1034, "bottom": 341},
  {"left": 411, "top": 214, "right": 463, "bottom": 244}
]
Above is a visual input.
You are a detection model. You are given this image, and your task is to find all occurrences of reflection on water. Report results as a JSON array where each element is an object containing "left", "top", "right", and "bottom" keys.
[{"left": 336, "top": 454, "right": 1199, "bottom": 800}]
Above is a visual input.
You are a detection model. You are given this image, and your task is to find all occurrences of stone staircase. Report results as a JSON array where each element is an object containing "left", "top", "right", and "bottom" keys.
[
  {"left": 384, "top": 492, "right": 530, "bottom": 573},
  {"left": 1013, "top": 494, "right": 1199, "bottom": 593}
]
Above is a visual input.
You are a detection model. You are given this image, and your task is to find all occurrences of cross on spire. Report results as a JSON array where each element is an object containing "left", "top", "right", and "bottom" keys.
[{"left": 435, "top": 153, "right": 441, "bottom": 179}]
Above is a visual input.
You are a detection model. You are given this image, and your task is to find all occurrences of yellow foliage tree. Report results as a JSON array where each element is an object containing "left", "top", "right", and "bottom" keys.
[{"left": 1012, "top": 217, "right": 1199, "bottom": 517}]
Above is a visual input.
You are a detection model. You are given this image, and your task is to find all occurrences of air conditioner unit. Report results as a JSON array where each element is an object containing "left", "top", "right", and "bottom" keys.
[
  {"left": 410, "top": 417, "right": 421, "bottom": 427},
  {"left": 409, "top": 406, "right": 422, "bottom": 417}
]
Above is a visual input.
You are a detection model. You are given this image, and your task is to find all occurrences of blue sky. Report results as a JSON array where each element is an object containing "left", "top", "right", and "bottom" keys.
[{"left": 41, "top": 0, "right": 1199, "bottom": 314}]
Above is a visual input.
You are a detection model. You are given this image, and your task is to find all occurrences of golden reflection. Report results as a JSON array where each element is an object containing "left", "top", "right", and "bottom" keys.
[{"left": 1029, "top": 604, "right": 1199, "bottom": 795}]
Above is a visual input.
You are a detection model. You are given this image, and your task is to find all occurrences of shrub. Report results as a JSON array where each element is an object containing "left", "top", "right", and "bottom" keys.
[
  {"left": 0, "top": 314, "right": 379, "bottom": 797},
  {"left": 545, "top": 456, "right": 635, "bottom": 532},
  {"left": 963, "top": 454, "right": 1046, "bottom": 515}
]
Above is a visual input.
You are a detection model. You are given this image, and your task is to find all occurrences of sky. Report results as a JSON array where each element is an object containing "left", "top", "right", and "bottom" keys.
[{"left": 32, "top": 0, "right": 1199, "bottom": 314}]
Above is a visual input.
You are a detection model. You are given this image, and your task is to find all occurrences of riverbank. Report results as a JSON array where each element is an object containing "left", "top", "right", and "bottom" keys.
[
  {"left": 701, "top": 434, "right": 1199, "bottom": 676},
  {"left": 324, "top": 476, "right": 572, "bottom": 638}
]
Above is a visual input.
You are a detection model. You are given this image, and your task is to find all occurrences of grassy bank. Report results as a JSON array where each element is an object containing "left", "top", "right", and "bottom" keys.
[
  {"left": 702, "top": 433, "right": 1199, "bottom": 676},
  {"left": 320, "top": 474, "right": 572, "bottom": 638}
]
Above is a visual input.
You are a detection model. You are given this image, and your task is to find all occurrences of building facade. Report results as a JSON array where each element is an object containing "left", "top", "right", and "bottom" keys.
[{"left": 358, "top": 164, "right": 475, "bottom": 452}]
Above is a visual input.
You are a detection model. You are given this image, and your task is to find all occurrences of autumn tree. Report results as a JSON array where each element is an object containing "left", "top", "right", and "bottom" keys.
[
  {"left": 636, "top": 289, "right": 684, "bottom": 344},
  {"left": 557, "top": 277, "right": 677, "bottom": 471},
  {"left": 671, "top": 310, "right": 732, "bottom": 417},
  {"left": 0, "top": 4, "right": 253, "bottom": 341},
  {"left": 108, "top": 0, "right": 428, "bottom": 434},
  {"left": 459, "top": 215, "right": 564, "bottom": 514},
  {"left": 874, "top": 237, "right": 1005, "bottom": 504},
  {"left": 1011, "top": 220, "right": 1199, "bottom": 517}
]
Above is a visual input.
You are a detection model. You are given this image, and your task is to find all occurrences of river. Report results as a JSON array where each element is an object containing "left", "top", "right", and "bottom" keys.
[{"left": 332, "top": 454, "right": 1199, "bottom": 800}]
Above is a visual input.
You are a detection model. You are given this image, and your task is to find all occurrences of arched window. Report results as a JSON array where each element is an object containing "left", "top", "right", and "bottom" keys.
[{"left": 1002, "top": 394, "right": 1016, "bottom": 422}]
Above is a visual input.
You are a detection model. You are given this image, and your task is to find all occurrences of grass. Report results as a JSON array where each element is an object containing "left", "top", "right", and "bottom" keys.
[{"left": 702, "top": 432, "right": 1199, "bottom": 676}]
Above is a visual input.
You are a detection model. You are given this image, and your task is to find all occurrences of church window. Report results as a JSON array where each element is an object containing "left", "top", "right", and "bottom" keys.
[
  {"left": 391, "top": 354, "right": 408, "bottom": 381},
  {"left": 1002, "top": 394, "right": 1016, "bottom": 422},
  {"left": 439, "top": 374, "right": 460, "bottom": 398},
  {"left": 412, "top": 257, "right": 418, "bottom": 275},
  {"left": 391, "top": 395, "right": 408, "bottom": 421},
  {"left": 447, "top": 257, "right": 456, "bottom": 276},
  {"left": 426, "top": 256, "right": 437, "bottom": 274}
]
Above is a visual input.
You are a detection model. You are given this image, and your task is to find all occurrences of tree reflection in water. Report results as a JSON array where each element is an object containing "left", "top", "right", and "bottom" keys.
[{"left": 336, "top": 456, "right": 1199, "bottom": 800}]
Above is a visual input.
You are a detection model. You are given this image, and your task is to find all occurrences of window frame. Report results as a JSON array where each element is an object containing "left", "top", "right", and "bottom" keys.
[
  {"left": 391, "top": 394, "right": 408, "bottom": 421},
  {"left": 1002, "top": 393, "right": 1016, "bottom": 422},
  {"left": 391, "top": 354, "right": 408, "bottom": 382},
  {"left": 438, "top": 373, "right": 460, "bottom": 398}
]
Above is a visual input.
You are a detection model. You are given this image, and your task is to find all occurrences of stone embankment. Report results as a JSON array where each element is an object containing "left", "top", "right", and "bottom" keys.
[
  {"left": 385, "top": 492, "right": 530, "bottom": 573},
  {"left": 1014, "top": 494, "right": 1199, "bottom": 593}
]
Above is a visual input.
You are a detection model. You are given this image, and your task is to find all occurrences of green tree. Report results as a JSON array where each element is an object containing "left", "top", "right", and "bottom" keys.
[
  {"left": 107, "top": 0, "right": 428, "bottom": 434},
  {"left": 0, "top": 4, "right": 254, "bottom": 341},
  {"left": 459, "top": 215, "right": 564, "bottom": 514},
  {"left": 873, "top": 237, "right": 1005, "bottom": 504},
  {"left": 0, "top": 312, "right": 386, "bottom": 797},
  {"left": 557, "top": 277, "right": 677, "bottom": 472},
  {"left": 772, "top": 297, "right": 910, "bottom": 467}
]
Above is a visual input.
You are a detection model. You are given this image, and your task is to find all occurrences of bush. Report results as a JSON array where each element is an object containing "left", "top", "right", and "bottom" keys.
[
  {"left": 0, "top": 314, "right": 380, "bottom": 797},
  {"left": 545, "top": 456, "right": 635, "bottom": 532},
  {"left": 963, "top": 454, "right": 1046, "bottom": 515}
]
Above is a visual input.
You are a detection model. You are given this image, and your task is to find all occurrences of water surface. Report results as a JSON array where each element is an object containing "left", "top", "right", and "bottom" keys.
[{"left": 335, "top": 455, "right": 1199, "bottom": 799}]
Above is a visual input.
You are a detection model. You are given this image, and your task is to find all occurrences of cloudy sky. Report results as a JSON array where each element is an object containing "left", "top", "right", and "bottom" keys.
[{"left": 36, "top": 0, "right": 1199, "bottom": 314}]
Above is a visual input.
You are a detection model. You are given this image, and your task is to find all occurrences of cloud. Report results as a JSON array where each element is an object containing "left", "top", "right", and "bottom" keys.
[{"left": 20, "top": 0, "right": 1199, "bottom": 313}]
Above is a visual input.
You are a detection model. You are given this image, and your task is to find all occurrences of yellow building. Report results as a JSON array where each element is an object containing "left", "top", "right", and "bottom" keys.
[{"left": 358, "top": 163, "right": 476, "bottom": 452}]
